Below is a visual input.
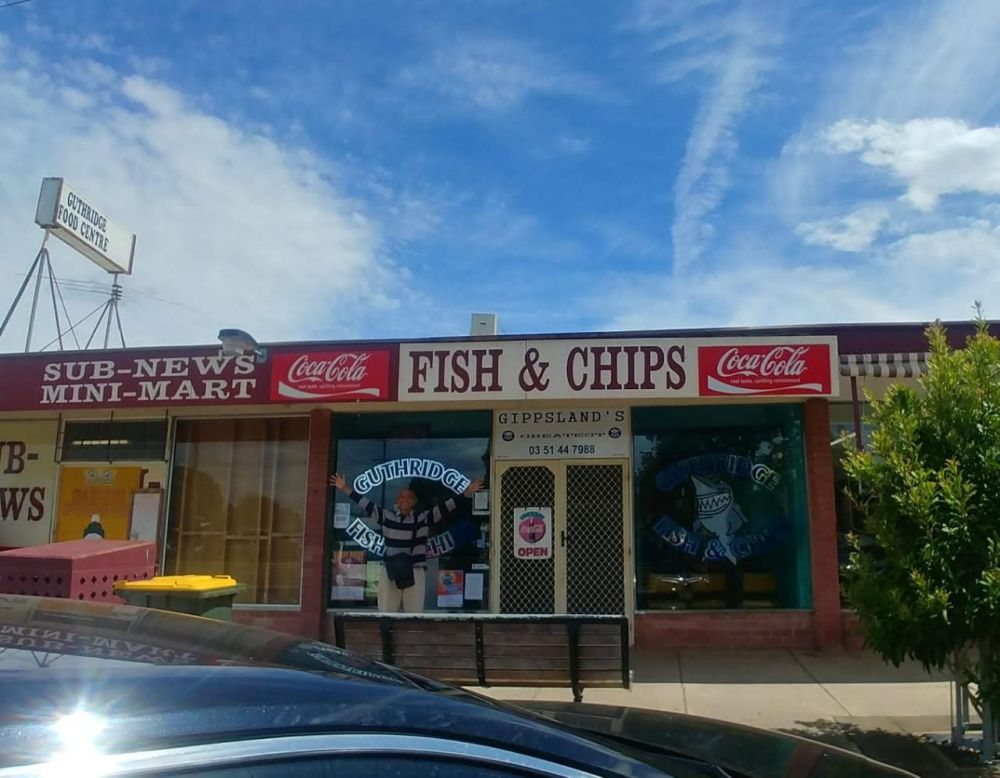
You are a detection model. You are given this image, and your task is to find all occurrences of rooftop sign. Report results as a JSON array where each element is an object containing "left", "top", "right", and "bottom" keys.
[{"left": 34, "top": 178, "right": 136, "bottom": 275}]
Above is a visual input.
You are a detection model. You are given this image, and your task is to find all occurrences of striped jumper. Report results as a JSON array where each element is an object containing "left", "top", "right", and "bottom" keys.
[{"left": 348, "top": 490, "right": 465, "bottom": 568}]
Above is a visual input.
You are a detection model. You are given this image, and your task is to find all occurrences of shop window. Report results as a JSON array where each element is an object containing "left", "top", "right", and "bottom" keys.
[
  {"left": 633, "top": 405, "right": 812, "bottom": 611},
  {"left": 164, "top": 417, "right": 308, "bottom": 605},
  {"left": 62, "top": 420, "right": 167, "bottom": 462},
  {"left": 331, "top": 412, "right": 491, "bottom": 612}
]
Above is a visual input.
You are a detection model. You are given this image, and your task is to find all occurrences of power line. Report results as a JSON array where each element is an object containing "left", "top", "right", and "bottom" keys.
[{"left": 0, "top": 0, "right": 35, "bottom": 10}]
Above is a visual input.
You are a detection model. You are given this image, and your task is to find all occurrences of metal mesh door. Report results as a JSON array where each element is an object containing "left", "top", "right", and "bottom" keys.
[
  {"left": 566, "top": 464, "right": 625, "bottom": 615},
  {"left": 498, "top": 465, "right": 556, "bottom": 614}
]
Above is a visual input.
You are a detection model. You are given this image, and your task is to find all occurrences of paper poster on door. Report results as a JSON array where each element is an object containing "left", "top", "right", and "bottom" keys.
[
  {"left": 331, "top": 549, "right": 367, "bottom": 601},
  {"left": 437, "top": 569, "right": 464, "bottom": 607},
  {"left": 513, "top": 507, "right": 552, "bottom": 560}
]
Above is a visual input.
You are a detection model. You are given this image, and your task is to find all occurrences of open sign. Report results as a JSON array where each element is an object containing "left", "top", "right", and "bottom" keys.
[{"left": 512, "top": 507, "right": 551, "bottom": 561}]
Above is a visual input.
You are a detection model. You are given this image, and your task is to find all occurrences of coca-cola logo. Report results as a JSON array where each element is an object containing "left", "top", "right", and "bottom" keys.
[
  {"left": 699, "top": 343, "right": 833, "bottom": 397},
  {"left": 286, "top": 353, "right": 370, "bottom": 386},
  {"left": 715, "top": 346, "right": 808, "bottom": 379},
  {"left": 270, "top": 349, "right": 391, "bottom": 402}
]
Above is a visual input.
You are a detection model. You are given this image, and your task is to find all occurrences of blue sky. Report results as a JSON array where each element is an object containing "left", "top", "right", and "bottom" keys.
[{"left": 1, "top": 0, "right": 999, "bottom": 349}]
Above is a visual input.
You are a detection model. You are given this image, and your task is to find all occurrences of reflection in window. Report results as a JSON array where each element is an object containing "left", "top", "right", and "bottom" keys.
[
  {"left": 164, "top": 417, "right": 308, "bottom": 604},
  {"left": 633, "top": 405, "right": 811, "bottom": 611},
  {"left": 829, "top": 402, "right": 874, "bottom": 588},
  {"left": 331, "top": 412, "right": 491, "bottom": 612},
  {"left": 62, "top": 419, "right": 167, "bottom": 462}
]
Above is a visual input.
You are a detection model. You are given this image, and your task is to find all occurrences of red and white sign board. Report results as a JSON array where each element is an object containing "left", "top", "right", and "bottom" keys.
[
  {"left": 0, "top": 346, "right": 397, "bottom": 411},
  {"left": 0, "top": 349, "right": 268, "bottom": 411},
  {"left": 270, "top": 350, "right": 393, "bottom": 403},
  {"left": 698, "top": 341, "right": 837, "bottom": 397},
  {"left": 399, "top": 337, "right": 838, "bottom": 401}
]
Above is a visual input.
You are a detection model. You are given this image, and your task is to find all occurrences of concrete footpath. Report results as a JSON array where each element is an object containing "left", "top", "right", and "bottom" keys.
[{"left": 477, "top": 649, "right": 990, "bottom": 776}]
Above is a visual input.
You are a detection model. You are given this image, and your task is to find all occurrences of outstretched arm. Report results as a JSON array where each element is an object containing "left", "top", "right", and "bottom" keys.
[
  {"left": 428, "top": 477, "right": 484, "bottom": 526},
  {"left": 329, "top": 473, "right": 385, "bottom": 525}
]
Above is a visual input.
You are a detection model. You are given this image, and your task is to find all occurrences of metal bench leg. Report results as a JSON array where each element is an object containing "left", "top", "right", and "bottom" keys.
[{"left": 568, "top": 622, "right": 583, "bottom": 703}]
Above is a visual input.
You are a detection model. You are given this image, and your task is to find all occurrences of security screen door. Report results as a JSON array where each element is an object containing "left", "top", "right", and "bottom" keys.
[{"left": 495, "top": 460, "right": 628, "bottom": 615}]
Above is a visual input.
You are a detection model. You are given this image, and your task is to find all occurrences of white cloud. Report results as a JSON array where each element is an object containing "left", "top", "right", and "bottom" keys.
[
  {"left": 884, "top": 219, "right": 1000, "bottom": 279},
  {"left": 627, "top": 2, "right": 782, "bottom": 271},
  {"left": 823, "top": 118, "right": 1000, "bottom": 211},
  {"left": 770, "top": 1, "right": 1000, "bottom": 226},
  {"left": 796, "top": 205, "right": 890, "bottom": 252},
  {"left": 398, "top": 37, "right": 604, "bottom": 112},
  {"left": 594, "top": 217, "right": 1000, "bottom": 332},
  {"left": 0, "top": 37, "right": 399, "bottom": 351}
]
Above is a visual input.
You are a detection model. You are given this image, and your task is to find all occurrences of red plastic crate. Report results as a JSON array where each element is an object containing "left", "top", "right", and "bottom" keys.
[{"left": 0, "top": 540, "right": 157, "bottom": 603}]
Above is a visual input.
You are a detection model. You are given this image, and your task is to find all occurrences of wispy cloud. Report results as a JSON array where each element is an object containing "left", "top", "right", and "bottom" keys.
[
  {"left": 0, "top": 36, "right": 398, "bottom": 350},
  {"left": 822, "top": 0, "right": 1000, "bottom": 124},
  {"left": 591, "top": 216, "right": 1000, "bottom": 332},
  {"left": 397, "top": 37, "right": 604, "bottom": 113},
  {"left": 796, "top": 205, "right": 889, "bottom": 252},
  {"left": 627, "top": 1, "right": 783, "bottom": 272}
]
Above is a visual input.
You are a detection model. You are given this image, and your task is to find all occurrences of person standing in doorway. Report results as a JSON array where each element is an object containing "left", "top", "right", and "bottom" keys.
[{"left": 329, "top": 472, "right": 484, "bottom": 613}]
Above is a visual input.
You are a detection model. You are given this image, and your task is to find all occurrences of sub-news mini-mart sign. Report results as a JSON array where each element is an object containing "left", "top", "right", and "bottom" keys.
[{"left": 35, "top": 178, "right": 136, "bottom": 275}]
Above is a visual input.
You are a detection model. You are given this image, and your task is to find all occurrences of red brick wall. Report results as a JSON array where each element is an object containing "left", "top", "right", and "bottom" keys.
[
  {"left": 635, "top": 610, "right": 814, "bottom": 649},
  {"left": 321, "top": 616, "right": 337, "bottom": 645},
  {"left": 842, "top": 610, "right": 865, "bottom": 651},
  {"left": 299, "top": 409, "right": 332, "bottom": 639},
  {"left": 232, "top": 608, "right": 310, "bottom": 636},
  {"left": 803, "top": 399, "right": 843, "bottom": 648}
]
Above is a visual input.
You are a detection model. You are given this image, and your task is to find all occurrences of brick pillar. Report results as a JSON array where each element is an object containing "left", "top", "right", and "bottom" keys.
[
  {"left": 803, "top": 399, "right": 843, "bottom": 649},
  {"left": 299, "top": 408, "right": 331, "bottom": 639}
]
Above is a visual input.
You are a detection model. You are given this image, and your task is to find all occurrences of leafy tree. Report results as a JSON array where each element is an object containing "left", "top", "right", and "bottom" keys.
[{"left": 844, "top": 311, "right": 1000, "bottom": 725}]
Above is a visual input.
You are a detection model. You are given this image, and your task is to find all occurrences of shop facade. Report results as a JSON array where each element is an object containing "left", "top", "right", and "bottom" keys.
[{"left": 0, "top": 322, "right": 970, "bottom": 649}]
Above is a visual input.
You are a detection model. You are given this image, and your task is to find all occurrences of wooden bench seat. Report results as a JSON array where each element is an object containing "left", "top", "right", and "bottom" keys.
[{"left": 333, "top": 612, "right": 630, "bottom": 701}]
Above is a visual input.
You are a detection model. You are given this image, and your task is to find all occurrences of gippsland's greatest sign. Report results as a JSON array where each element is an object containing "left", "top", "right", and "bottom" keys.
[{"left": 494, "top": 408, "right": 629, "bottom": 460}]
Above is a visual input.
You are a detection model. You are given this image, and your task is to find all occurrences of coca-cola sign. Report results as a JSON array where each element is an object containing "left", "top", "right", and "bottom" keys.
[
  {"left": 270, "top": 349, "right": 393, "bottom": 402},
  {"left": 698, "top": 341, "right": 836, "bottom": 396}
]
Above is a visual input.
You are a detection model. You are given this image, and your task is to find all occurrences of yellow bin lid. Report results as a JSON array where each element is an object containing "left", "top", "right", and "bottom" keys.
[{"left": 114, "top": 574, "right": 240, "bottom": 593}]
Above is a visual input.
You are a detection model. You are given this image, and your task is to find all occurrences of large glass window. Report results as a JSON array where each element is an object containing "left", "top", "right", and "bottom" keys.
[
  {"left": 62, "top": 419, "right": 167, "bottom": 462},
  {"left": 633, "top": 404, "right": 811, "bottom": 611},
  {"left": 331, "top": 412, "right": 491, "bottom": 612},
  {"left": 165, "top": 417, "right": 309, "bottom": 605}
]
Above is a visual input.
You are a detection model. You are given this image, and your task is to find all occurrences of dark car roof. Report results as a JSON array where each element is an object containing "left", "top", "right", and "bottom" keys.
[
  {"left": 0, "top": 596, "right": 916, "bottom": 777},
  {"left": 0, "top": 596, "right": 662, "bottom": 775}
]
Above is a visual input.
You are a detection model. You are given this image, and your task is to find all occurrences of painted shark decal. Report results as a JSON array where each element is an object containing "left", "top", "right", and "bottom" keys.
[{"left": 691, "top": 475, "right": 748, "bottom": 564}]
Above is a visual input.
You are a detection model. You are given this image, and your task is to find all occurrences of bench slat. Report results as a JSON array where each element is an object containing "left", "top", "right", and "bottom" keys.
[{"left": 332, "top": 614, "right": 629, "bottom": 697}]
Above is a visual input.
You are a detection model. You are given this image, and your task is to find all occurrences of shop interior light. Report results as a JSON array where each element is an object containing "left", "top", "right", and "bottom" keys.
[{"left": 73, "top": 439, "right": 131, "bottom": 446}]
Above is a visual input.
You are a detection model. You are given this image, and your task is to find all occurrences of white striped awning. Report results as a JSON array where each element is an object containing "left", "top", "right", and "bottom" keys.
[{"left": 840, "top": 352, "right": 929, "bottom": 378}]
